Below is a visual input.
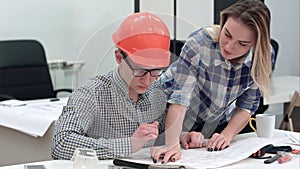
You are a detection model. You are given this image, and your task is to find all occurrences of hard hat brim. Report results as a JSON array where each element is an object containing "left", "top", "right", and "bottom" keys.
[
  {"left": 113, "top": 33, "right": 171, "bottom": 68},
  {"left": 128, "top": 49, "right": 170, "bottom": 68}
]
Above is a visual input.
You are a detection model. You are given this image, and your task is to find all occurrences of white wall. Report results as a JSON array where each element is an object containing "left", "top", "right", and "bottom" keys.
[
  {"left": 0, "top": 0, "right": 299, "bottom": 88},
  {"left": 141, "top": 0, "right": 299, "bottom": 77},
  {"left": 140, "top": 0, "right": 213, "bottom": 40},
  {"left": 0, "top": 0, "right": 133, "bottom": 88},
  {"left": 265, "top": 0, "right": 300, "bottom": 127},
  {"left": 176, "top": 0, "right": 213, "bottom": 40},
  {"left": 265, "top": 0, "right": 300, "bottom": 76}
]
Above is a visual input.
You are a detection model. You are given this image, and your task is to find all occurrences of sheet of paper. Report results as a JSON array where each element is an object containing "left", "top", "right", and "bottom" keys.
[
  {"left": 0, "top": 98, "right": 68, "bottom": 137},
  {"left": 285, "top": 132, "right": 300, "bottom": 145},
  {"left": 0, "top": 99, "right": 27, "bottom": 107},
  {"left": 124, "top": 137, "right": 283, "bottom": 169}
]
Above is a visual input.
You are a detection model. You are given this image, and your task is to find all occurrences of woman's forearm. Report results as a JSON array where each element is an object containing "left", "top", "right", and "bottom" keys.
[
  {"left": 221, "top": 108, "right": 251, "bottom": 141},
  {"left": 165, "top": 104, "right": 187, "bottom": 147}
]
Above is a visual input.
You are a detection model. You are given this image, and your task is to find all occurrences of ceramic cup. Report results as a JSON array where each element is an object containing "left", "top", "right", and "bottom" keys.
[{"left": 249, "top": 114, "right": 276, "bottom": 138}]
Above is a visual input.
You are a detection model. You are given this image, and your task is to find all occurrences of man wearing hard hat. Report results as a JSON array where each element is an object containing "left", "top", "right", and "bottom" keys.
[{"left": 51, "top": 12, "right": 205, "bottom": 161}]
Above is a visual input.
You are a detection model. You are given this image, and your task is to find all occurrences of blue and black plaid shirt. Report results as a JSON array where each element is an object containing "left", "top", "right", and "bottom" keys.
[
  {"left": 160, "top": 27, "right": 274, "bottom": 132},
  {"left": 51, "top": 68, "right": 166, "bottom": 160}
]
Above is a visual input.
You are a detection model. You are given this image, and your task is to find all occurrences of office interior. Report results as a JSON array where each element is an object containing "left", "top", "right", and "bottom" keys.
[{"left": 0, "top": 0, "right": 299, "bottom": 167}]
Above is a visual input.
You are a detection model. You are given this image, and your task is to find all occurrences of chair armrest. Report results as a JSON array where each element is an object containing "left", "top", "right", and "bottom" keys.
[{"left": 54, "top": 88, "right": 73, "bottom": 97}]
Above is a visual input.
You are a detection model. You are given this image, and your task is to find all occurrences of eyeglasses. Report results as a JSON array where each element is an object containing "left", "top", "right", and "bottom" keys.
[{"left": 123, "top": 56, "right": 164, "bottom": 77}]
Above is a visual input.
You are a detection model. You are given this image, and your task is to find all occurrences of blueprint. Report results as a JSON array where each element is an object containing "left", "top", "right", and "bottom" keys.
[{"left": 125, "top": 137, "right": 284, "bottom": 169}]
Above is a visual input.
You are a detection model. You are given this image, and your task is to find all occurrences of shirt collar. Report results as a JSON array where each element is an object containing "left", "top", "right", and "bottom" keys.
[
  {"left": 243, "top": 47, "right": 253, "bottom": 67},
  {"left": 213, "top": 43, "right": 225, "bottom": 66},
  {"left": 112, "top": 68, "right": 129, "bottom": 99}
]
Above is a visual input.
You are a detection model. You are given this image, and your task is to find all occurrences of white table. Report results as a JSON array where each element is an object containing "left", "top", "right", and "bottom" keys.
[
  {"left": 0, "top": 98, "right": 67, "bottom": 166},
  {"left": 1, "top": 130, "right": 299, "bottom": 169}
]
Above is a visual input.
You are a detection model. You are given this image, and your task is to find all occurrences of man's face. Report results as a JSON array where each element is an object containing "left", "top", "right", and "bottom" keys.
[{"left": 121, "top": 57, "right": 159, "bottom": 95}]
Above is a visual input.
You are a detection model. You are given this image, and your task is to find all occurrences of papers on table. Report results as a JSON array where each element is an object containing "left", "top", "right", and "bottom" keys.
[
  {"left": 0, "top": 99, "right": 27, "bottom": 107},
  {"left": 124, "top": 137, "right": 283, "bottom": 169},
  {"left": 285, "top": 132, "right": 300, "bottom": 145},
  {"left": 0, "top": 98, "right": 68, "bottom": 137}
]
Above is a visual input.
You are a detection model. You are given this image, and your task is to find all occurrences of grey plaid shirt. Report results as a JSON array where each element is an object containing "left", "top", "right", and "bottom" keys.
[
  {"left": 51, "top": 68, "right": 167, "bottom": 160},
  {"left": 160, "top": 27, "right": 274, "bottom": 136}
]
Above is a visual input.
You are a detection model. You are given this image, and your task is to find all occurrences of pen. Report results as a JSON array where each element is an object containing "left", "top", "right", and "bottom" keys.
[
  {"left": 264, "top": 151, "right": 286, "bottom": 164},
  {"left": 113, "top": 159, "right": 186, "bottom": 169},
  {"left": 113, "top": 159, "right": 148, "bottom": 169},
  {"left": 264, "top": 155, "right": 281, "bottom": 164},
  {"left": 50, "top": 98, "right": 60, "bottom": 102}
]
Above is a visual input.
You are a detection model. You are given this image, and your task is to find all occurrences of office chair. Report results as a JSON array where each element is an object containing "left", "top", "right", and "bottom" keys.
[
  {"left": 270, "top": 39, "right": 279, "bottom": 71},
  {"left": 0, "top": 40, "right": 72, "bottom": 101},
  {"left": 169, "top": 39, "right": 185, "bottom": 64},
  {"left": 279, "top": 91, "right": 300, "bottom": 132}
]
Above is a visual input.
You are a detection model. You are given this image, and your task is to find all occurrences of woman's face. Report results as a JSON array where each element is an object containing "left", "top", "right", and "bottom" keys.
[{"left": 219, "top": 16, "right": 256, "bottom": 60}]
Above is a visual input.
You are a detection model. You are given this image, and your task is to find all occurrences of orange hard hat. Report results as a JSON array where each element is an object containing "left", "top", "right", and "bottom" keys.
[{"left": 112, "top": 12, "right": 170, "bottom": 68}]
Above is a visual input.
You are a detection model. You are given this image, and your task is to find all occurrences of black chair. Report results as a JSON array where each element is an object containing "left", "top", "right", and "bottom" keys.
[
  {"left": 169, "top": 39, "right": 185, "bottom": 64},
  {"left": 0, "top": 40, "right": 72, "bottom": 101},
  {"left": 270, "top": 39, "right": 279, "bottom": 71}
]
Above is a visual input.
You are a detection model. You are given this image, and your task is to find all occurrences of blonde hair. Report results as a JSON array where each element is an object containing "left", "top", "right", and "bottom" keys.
[{"left": 208, "top": 0, "right": 272, "bottom": 97}]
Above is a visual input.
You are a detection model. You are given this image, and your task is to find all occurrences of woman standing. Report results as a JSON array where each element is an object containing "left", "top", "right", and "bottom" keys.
[{"left": 151, "top": 0, "right": 275, "bottom": 163}]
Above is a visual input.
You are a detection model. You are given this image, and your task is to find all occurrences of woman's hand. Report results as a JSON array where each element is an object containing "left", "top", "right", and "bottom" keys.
[
  {"left": 207, "top": 133, "right": 230, "bottom": 151},
  {"left": 150, "top": 143, "right": 181, "bottom": 164}
]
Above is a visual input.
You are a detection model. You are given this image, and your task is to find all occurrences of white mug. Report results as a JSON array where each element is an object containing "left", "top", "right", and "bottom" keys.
[{"left": 249, "top": 114, "right": 276, "bottom": 138}]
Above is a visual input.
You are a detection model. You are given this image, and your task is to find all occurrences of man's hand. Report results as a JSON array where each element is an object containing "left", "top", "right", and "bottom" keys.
[
  {"left": 130, "top": 121, "right": 159, "bottom": 153},
  {"left": 181, "top": 131, "right": 206, "bottom": 149}
]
